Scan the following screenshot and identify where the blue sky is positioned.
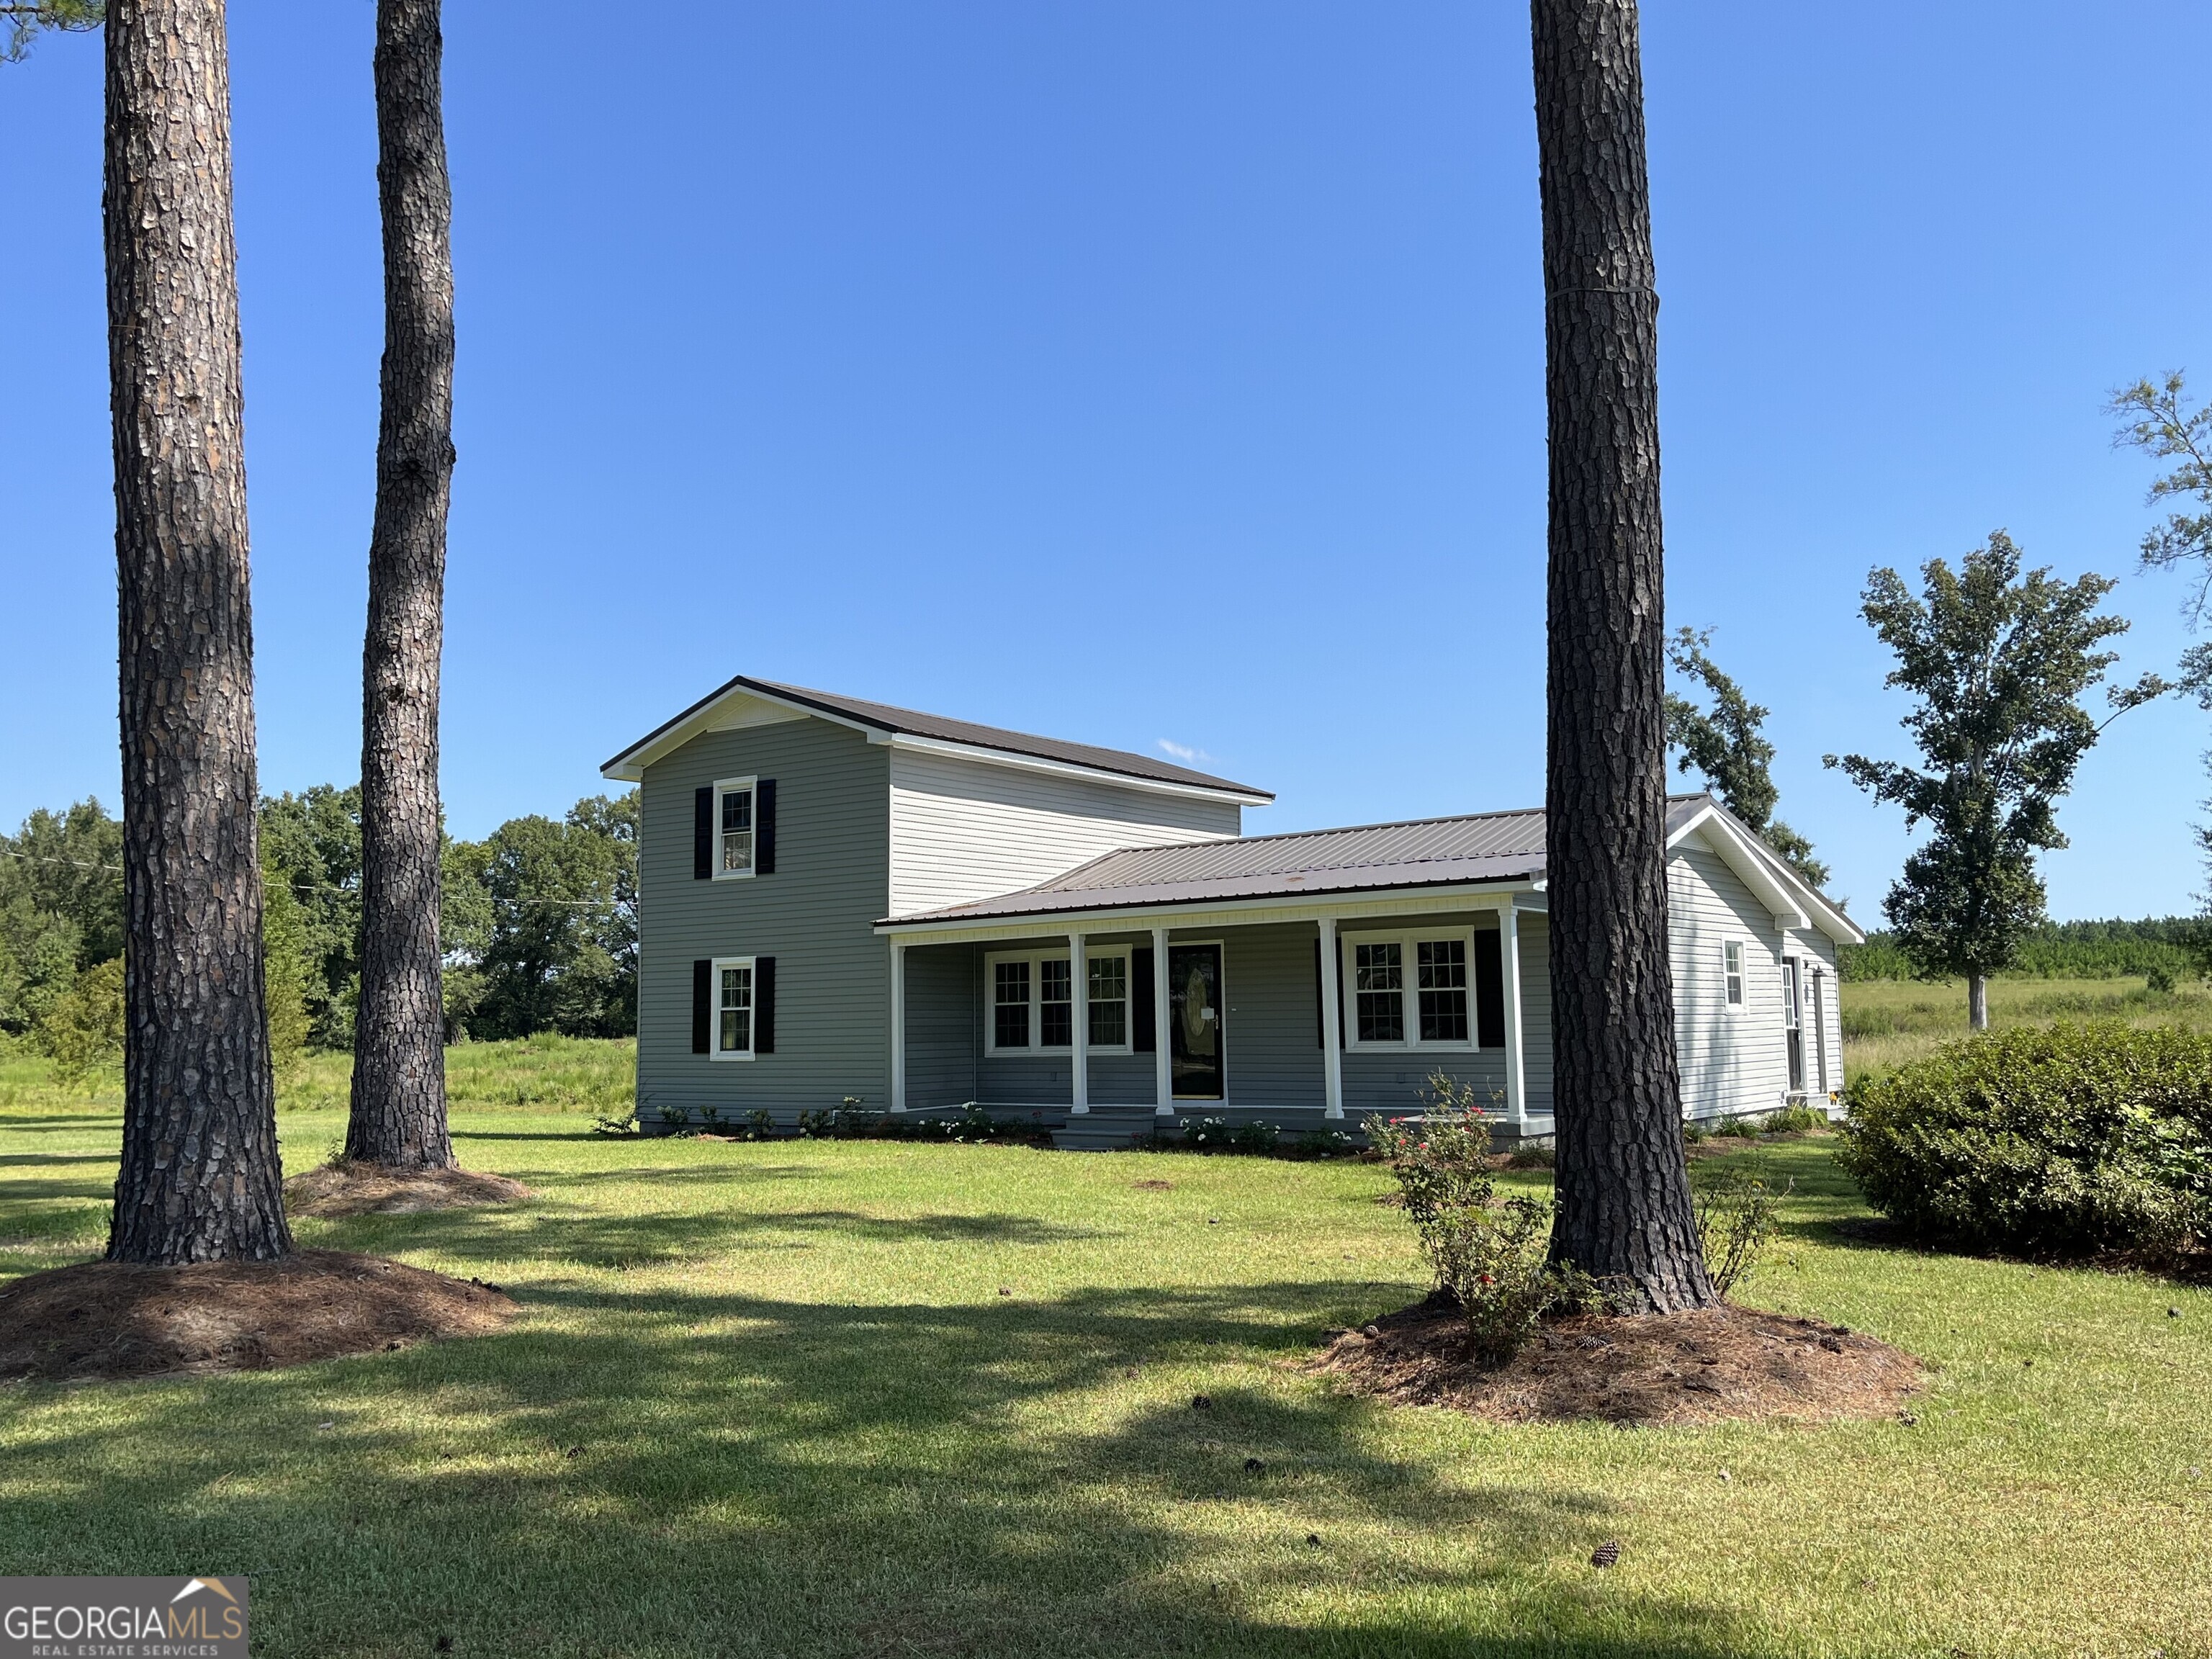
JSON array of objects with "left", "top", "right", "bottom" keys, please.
[{"left": 4, "top": 2, "right": 2208, "bottom": 922}]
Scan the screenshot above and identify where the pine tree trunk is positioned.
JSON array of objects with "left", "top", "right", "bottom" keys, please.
[
  {"left": 1532, "top": 0, "right": 1714, "bottom": 1313},
  {"left": 1966, "top": 974, "right": 1988, "bottom": 1031},
  {"left": 103, "top": 0, "right": 292, "bottom": 1264},
  {"left": 348, "top": 0, "right": 456, "bottom": 1170}
]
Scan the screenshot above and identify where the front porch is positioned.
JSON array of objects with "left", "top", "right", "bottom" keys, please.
[{"left": 879, "top": 889, "right": 1555, "bottom": 1147}]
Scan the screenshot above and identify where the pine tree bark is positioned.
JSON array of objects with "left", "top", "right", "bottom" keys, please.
[
  {"left": 103, "top": 0, "right": 293, "bottom": 1263},
  {"left": 348, "top": 0, "right": 457, "bottom": 1169},
  {"left": 1532, "top": 0, "right": 1714, "bottom": 1313}
]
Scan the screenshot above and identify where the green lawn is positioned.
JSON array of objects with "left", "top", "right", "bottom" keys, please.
[
  {"left": 3, "top": 1043, "right": 2208, "bottom": 1657},
  {"left": 1842, "top": 973, "right": 2212, "bottom": 1084}
]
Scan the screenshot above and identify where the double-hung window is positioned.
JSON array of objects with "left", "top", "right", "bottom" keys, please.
[
  {"left": 1088, "top": 954, "right": 1128, "bottom": 1048},
  {"left": 1722, "top": 940, "right": 1746, "bottom": 1009},
  {"left": 1416, "top": 939, "right": 1469, "bottom": 1042},
  {"left": 714, "top": 956, "right": 755, "bottom": 1058},
  {"left": 994, "top": 961, "right": 1032, "bottom": 1048},
  {"left": 985, "top": 947, "right": 1134, "bottom": 1054},
  {"left": 714, "top": 777, "right": 755, "bottom": 878},
  {"left": 1344, "top": 928, "right": 1486, "bottom": 1050},
  {"left": 1354, "top": 943, "right": 1404, "bottom": 1043}
]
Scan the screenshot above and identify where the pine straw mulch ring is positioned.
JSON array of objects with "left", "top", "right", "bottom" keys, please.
[
  {"left": 0, "top": 1250, "right": 519, "bottom": 1385},
  {"left": 1310, "top": 1297, "right": 1923, "bottom": 1426},
  {"left": 284, "top": 1161, "right": 531, "bottom": 1218}
]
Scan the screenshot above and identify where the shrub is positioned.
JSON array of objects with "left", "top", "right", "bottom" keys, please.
[
  {"left": 590, "top": 1109, "right": 637, "bottom": 1137},
  {"left": 1366, "top": 1080, "right": 1596, "bottom": 1363},
  {"left": 1693, "top": 1157, "right": 1787, "bottom": 1298},
  {"left": 1231, "top": 1119, "right": 1280, "bottom": 1155},
  {"left": 1838, "top": 1021, "right": 2212, "bottom": 1256},
  {"left": 1182, "top": 1115, "right": 1234, "bottom": 1151},
  {"left": 1765, "top": 1104, "right": 1830, "bottom": 1134},
  {"left": 1290, "top": 1128, "right": 1362, "bottom": 1159},
  {"left": 794, "top": 1107, "right": 837, "bottom": 1138},
  {"left": 1717, "top": 1115, "right": 1763, "bottom": 1139},
  {"left": 743, "top": 1109, "right": 776, "bottom": 1140}
]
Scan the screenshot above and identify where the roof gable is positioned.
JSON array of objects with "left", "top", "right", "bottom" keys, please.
[{"left": 601, "top": 674, "right": 1272, "bottom": 803}]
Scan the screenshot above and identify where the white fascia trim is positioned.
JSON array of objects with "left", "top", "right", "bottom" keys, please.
[
  {"left": 1667, "top": 804, "right": 1862, "bottom": 944},
  {"left": 876, "top": 732, "right": 1270, "bottom": 807},
  {"left": 874, "top": 883, "right": 1539, "bottom": 944}
]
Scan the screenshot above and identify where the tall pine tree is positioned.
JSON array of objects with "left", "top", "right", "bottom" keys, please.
[{"left": 1531, "top": 0, "right": 1712, "bottom": 1313}]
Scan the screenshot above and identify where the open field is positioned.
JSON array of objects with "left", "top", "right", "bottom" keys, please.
[
  {"left": 1841, "top": 974, "right": 2212, "bottom": 1082},
  {"left": 4, "top": 1043, "right": 2209, "bottom": 1656}
]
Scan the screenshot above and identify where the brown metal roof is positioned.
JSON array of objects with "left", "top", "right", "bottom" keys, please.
[
  {"left": 603, "top": 674, "right": 1271, "bottom": 799},
  {"left": 881, "top": 795, "right": 1722, "bottom": 925}
]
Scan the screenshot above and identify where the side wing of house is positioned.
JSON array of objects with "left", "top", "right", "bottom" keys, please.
[
  {"left": 1668, "top": 834, "right": 1793, "bottom": 1120},
  {"left": 887, "top": 747, "right": 1241, "bottom": 916},
  {"left": 635, "top": 715, "right": 893, "bottom": 1125}
]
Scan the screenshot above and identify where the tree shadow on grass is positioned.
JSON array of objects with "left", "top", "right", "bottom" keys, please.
[
  {"left": 0, "top": 1276, "right": 1753, "bottom": 1658},
  {"left": 299, "top": 1202, "right": 1115, "bottom": 1267}
]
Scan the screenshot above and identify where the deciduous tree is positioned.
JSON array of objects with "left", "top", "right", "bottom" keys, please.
[
  {"left": 1664, "top": 627, "right": 1829, "bottom": 886},
  {"left": 349, "top": 0, "right": 458, "bottom": 1169},
  {"left": 1531, "top": 0, "right": 1712, "bottom": 1313},
  {"left": 1827, "top": 533, "right": 2162, "bottom": 1028},
  {"left": 102, "top": 0, "right": 291, "bottom": 1262}
]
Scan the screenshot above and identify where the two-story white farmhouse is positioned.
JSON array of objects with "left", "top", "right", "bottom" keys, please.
[{"left": 603, "top": 675, "right": 1861, "bottom": 1146}]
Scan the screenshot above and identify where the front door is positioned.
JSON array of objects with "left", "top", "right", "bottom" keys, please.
[
  {"left": 1168, "top": 943, "right": 1224, "bottom": 1100},
  {"left": 1781, "top": 957, "right": 1804, "bottom": 1092}
]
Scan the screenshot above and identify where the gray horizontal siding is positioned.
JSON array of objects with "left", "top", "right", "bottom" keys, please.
[
  {"left": 1668, "top": 839, "right": 1791, "bottom": 1120},
  {"left": 905, "top": 941, "right": 979, "bottom": 1111},
  {"left": 637, "top": 717, "right": 892, "bottom": 1125},
  {"left": 888, "top": 748, "right": 1240, "bottom": 916}
]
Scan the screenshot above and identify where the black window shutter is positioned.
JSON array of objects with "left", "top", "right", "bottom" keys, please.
[
  {"left": 755, "top": 956, "right": 775, "bottom": 1053},
  {"left": 1475, "top": 928, "right": 1506, "bottom": 1049},
  {"left": 756, "top": 779, "right": 777, "bottom": 873},
  {"left": 693, "top": 786, "right": 714, "bottom": 880},
  {"left": 1132, "top": 947, "right": 1155, "bottom": 1053},
  {"left": 692, "top": 958, "right": 711, "bottom": 1053}
]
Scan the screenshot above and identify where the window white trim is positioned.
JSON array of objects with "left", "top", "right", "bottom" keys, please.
[
  {"left": 711, "top": 954, "right": 757, "bottom": 1060},
  {"left": 1339, "top": 926, "right": 1480, "bottom": 1051},
  {"left": 712, "top": 775, "right": 757, "bottom": 881},
  {"left": 1721, "top": 938, "right": 1747, "bottom": 1011},
  {"left": 984, "top": 945, "right": 1134, "bottom": 1056}
]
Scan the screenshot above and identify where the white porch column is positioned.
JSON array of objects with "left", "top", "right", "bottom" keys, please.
[
  {"left": 1499, "top": 905, "right": 1528, "bottom": 1131},
  {"left": 1318, "top": 915, "right": 1344, "bottom": 1119},
  {"left": 1069, "top": 931, "right": 1089, "bottom": 1115},
  {"left": 1151, "top": 925, "right": 1173, "bottom": 1114},
  {"left": 889, "top": 940, "right": 908, "bottom": 1112}
]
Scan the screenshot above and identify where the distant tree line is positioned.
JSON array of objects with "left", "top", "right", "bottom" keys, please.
[
  {"left": 1841, "top": 917, "right": 2203, "bottom": 984},
  {"left": 0, "top": 786, "right": 637, "bottom": 1067}
]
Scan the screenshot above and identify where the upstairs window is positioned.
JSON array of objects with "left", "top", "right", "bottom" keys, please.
[
  {"left": 715, "top": 777, "right": 755, "bottom": 878},
  {"left": 1354, "top": 943, "right": 1404, "bottom": 1043},
  {"left": 1723, "top": 940, "right": 1746, "bottom": 1008}
]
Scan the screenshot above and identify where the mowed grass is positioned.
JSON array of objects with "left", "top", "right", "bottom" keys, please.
[
  {"left": 3, "top": 1044, "right": 2210, "bottom": 1657},
  {"left": 1842, "top": 974, "right": 2212, "bottom": 1082}
]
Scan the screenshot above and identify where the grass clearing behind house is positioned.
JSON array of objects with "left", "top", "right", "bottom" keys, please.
[
  {"left": 1841, "top": 974, "right": 2212, "bottom": 1083},
  {"left": 3, "top": 1042, "right": 2210, "bottom": 1655}
]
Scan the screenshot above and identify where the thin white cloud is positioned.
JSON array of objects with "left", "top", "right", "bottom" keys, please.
[{"left": 1158, "top": 738, "right": 1212, "bottom": 763}]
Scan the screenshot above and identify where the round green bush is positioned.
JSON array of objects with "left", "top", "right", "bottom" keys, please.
[{"left": 1838, "top": 1022, "right": 2212, "bottom": 1256}]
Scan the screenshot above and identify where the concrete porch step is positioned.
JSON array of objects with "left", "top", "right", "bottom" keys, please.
[{"left": 1051, "top": 1106, "right": 1167, "bottom": 1152}]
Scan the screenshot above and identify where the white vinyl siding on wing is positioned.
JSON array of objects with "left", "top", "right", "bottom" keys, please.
[
  {"left": 1668, "top": 836, "right": 1792, "bottom": 1121},
  {"left": 887, "top": 747, "right": 1240, "bottom": 917}
]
